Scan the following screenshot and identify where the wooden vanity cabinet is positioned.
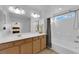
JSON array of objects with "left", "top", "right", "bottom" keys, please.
[
  {"left": 0, "top": 35, "right": 46, "bottom": 54},
  {"left": 33, "top": 37, "right": 40, "bottom": 53},
  {"left": 20, "top": 38, "right": 33, "bottom": 54}
]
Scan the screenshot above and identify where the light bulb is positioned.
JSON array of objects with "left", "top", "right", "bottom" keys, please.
[
  {"left": 14, "top": 8, "right": 21, "bottom": 14},
  {"left": 8, "top": 6, "right": 15, "bottom": 13},
  {"left": 21, "top": 10, "right": 25, "bottom": 14},
  {"left": 31, "top": 13, "right": 40, "bottom": 18},
  {"left": 58, "top": 8, "right": 62, "bottom": 10}
]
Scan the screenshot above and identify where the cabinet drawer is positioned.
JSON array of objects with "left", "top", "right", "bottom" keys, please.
[
  {"left": 39, "top": 36, "right": 43, "bottom": 39},
  {"left": 0, "top": 42, "right": 13, "bottom": 50},
  {"left": 24, "top": 38, "right": 32, "bottom": 43},
  {"left": 13, "top": 40, "right": 24, "bottom": 46},
  {"left": 43, "top": 35, "right": 46, "bottom": 39},
  {"left": 39, "top": 35, "right": 46, "bottom": 38},
  {"left": 33, "top": 37, "right": 38, "bottom": 41}
]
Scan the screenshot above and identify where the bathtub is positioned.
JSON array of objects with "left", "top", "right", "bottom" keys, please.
[
  {"left": 51, "top": 30, "right": 79, "bottom": 54},
  {"left": 51, "top": 38, "right": 79, "bottom": 54}
]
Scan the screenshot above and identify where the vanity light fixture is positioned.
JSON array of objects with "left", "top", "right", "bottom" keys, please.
[
  {"left": 8, "top": 6, "right": 25, "bottom": 15},
  {"left": 8, "top": 6, "right": 15, "bottom": 13},
  {"left": 54, "top": 8, "right": 63, "bottom": 14},
  {"left": 58, "top": 8, "right": 62, "bottom": 10}
]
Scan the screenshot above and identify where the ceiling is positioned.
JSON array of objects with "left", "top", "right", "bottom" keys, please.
[{"left": 0, "top": 5, "right": 79, "bottom": 19}]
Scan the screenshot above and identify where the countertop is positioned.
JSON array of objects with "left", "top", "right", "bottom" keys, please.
[{"left": 0, "top": 32, "right": 46, "bottom": 44}]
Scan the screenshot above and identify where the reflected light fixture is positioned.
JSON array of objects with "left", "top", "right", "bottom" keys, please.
[{"left": 31, "top": 12, "right": 40, "bottom": 18}]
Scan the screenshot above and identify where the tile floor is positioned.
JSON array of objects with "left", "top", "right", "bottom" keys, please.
[{"left": 38, "top": 48, "right": 57, "bottom": 54}]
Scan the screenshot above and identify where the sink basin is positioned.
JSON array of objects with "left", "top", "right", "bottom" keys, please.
[{"left": 17, "top": 34, "right": 22, "bottom": 37}]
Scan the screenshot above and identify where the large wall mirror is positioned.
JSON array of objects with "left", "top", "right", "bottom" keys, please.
[{"left": 0, "top": 9, "right": 6, "bottom": 32}]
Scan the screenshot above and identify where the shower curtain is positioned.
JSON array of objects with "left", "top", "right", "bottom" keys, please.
[{"left": 46, "top": 18, "right": 52, "bottom": 48}]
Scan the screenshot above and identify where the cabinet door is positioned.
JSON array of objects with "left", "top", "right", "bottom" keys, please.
[
  {"left": 0, "top": 42, "right": 13, "bottom": 50},
  {"left": 0, "top": 46, "right": 19, "bottom": 54},
  {"left": 33, "top": 37, "right": 40, "bottom": 53},
  {"left": 20, "top": 39, "right": 32, "bottom": 54},
  {"left": 40, "top": 35, "right": 46, "bottom": 50}
]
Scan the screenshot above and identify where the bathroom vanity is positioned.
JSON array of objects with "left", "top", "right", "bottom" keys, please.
[{"left": 0, "top": 33, "right": 46, "bottom": 54}]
